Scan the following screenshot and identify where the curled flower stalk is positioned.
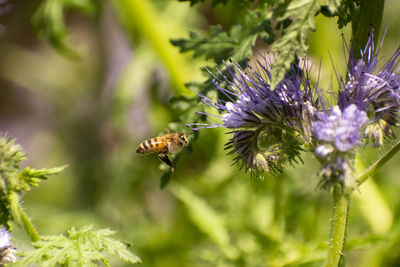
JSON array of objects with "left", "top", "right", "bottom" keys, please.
[{"left": 190, "top": 58, "right": 319, "bottom": 174}]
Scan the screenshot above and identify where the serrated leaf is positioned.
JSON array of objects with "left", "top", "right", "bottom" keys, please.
[
  {"left": 172, "top": 25, "right": 234, "bottom": 61},
  {"left": 19, "top": 165, "right": 67, "bottom": 189},
  {"left": 320, "top": 0, "right": 341, "bottom": 14},
  {"left": 269, "top": 0, "right": 318, "bottom": 89},
  {"left": 171, "top": 9, "right": 271, "bottom": 64},
  {"left": 319, "top": 0, "right": 358, "bottom": 28},
  {"left": 15, "top": 226, "right": 141, "bottom": 266},
  {"left": 0, "top": 134, "right": 67, "bottom": 231}
]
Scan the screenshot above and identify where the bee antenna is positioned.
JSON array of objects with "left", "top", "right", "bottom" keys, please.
[{"left": 185, "top": 125, "right": 197, "bottom": 136}]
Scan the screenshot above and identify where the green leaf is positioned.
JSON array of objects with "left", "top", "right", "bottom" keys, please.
[
  {"left": 170, "top": 183, "right": 239, "bottom": 260},
  {"left": 0, "top": 134, "right": 66, "bottom": 236},
  {"left": 171, "top": 9, "right": 271, "bottom": 63},
  {"left": 19, "top": 165, "right": 67, "bottom": 189},
  {"left": 0, "top": 133, "right": 26, "bottom": 173},
  {"left": 270, "top": 0, "right": 319, "bottom": 88},
  {"left": 319, "top": 0, "right": 341, "bottom": 15},
  {"left": 15, "top": 226, "right": 141, "bottom": 266},
  {"left": 319, "top": 0, "right": 359, "bottom": 29},
  {"left": 31, "top": 0, "right": 97, "bottom": 58}
]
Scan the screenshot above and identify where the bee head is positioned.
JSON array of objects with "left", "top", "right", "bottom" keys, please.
[{"left": 178, "top": 132, "right": 189, "bottom": 146}]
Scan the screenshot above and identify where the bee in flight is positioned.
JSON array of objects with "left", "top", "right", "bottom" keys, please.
[{"left": 136, "top": 131, "right": 189, "bottom": 172}]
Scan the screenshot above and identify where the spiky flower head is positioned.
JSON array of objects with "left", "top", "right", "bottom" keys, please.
[
  {"left": 191, "top": 58, "right": 319, "bottom": 174},
  {"left": 338, "top": 31, "right": 400, "bottom": 146}
]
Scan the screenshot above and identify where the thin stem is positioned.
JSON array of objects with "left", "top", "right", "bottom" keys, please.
[
  {"left": 19, "top": 206, "right": 41, "bottom": 242},
  {"left": 324, "top": 186, "right": 350, "bottom": 267},
  {"left": 356, "top": 139, "right": 400, "bottom": 188}
]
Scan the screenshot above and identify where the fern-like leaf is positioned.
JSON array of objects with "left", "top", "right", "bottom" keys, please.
[
  {"left": 18, "top": 166, "right": 67, "bottom": 192},
  {"left": 0, "top": 134, "right": 66, "bottom": 230},
  {"left": 171, "top": 9, "right": 271, "bottom": 63},
  {"left": 319, "top": 0, "right": 358, "bottom": 29},
  {"left": 15, "top": 226, "right": 141, "bottom": 266},
  {"left": 270, "top": 0, "right": 319, "bottom": 88}
]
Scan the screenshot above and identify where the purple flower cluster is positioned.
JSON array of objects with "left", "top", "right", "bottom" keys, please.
[
  {"left": 338, "top": 35, "right": 400, "bottom": 145},
  {"left": 313, "top": 104, "right": 368, "bottom": 156},
  {"left": 190, "top": 31, "right": 400, "bottom": 185}
]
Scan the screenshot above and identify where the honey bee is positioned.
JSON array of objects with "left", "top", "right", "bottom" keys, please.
[{"left": 136, "top": 131, "right": 189, "bottom": 172}]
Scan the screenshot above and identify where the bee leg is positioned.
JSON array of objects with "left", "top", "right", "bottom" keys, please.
[{"left": 158, "top": 152, "right": 174, "bottom": 172}]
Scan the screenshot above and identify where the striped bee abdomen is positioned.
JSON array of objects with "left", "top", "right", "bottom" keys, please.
[{"left": 136, "top": 137, "right": 167, "bottom": 154}]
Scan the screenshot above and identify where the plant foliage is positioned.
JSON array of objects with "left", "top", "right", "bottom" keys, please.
[
  {"left": 269, "top": 0, "right": 319, "bottom": 87},
  {"left": 171, "top": 8, "right": 272, "bottom": 95},
  {"left": 31, "top": 0, "right": 97, "bottom": 57},
  {"left": 177, "top": 0, "right": 268, "bottom": 7},
  {"left": 14, "top": 226, "right": 141, "bottom": 267},
  {"left": 5, "top": 0, "right": 399, "bottom": 266},
  {"left": 0, "top": 134, "right": 66, "bottom": 230}
]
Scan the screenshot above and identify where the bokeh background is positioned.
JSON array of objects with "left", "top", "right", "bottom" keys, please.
[{"left": 1, "top": 1, "right": 400, "bottom": 266}]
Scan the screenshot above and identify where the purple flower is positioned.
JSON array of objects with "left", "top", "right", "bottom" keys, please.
[
  {"left": 338, "top": 31, "right": 400, "bottom": 145},
  {"left": 312, "top": 104, "right": 368, "bottom": 155},
  {"left": 186, "top": 28, "right": 400, "bottom": 189},
  {"left": 190, "top": 58, "right": 318, "bottom": 172}
]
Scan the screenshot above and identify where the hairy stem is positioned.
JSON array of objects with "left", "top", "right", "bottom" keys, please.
[
  {"left": 9, "top": 192, "right": 40, "bottom": 242},
  {"left": 19, "top": 207, "right": 41, "bottom": 242},
  {"left": 324, "top": 186, "right": 350, "bottom": 267}
]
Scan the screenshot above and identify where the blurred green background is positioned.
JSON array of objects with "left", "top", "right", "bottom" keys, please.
[{"left": 1, "top": 0, "right": 400, "bottom": 266}]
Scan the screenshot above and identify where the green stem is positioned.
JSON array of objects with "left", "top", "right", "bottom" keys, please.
[
  {"left": 19, "top": 206, "right": 41, "bottom": 242},
  {"left": 352, "top": 0, "right": 385, "bottom": 60},
  {"left": 356, "top": 139, "right": 400, "bottom": 188},
  {"left": 9, "top": 192, "right": 40, "bottom": 242},
  {"left": 324, "top": 186, "right": 350, "bottom": 267},
  {"left": 111, "top": 0, "right": 193, "bottom": 97}
]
